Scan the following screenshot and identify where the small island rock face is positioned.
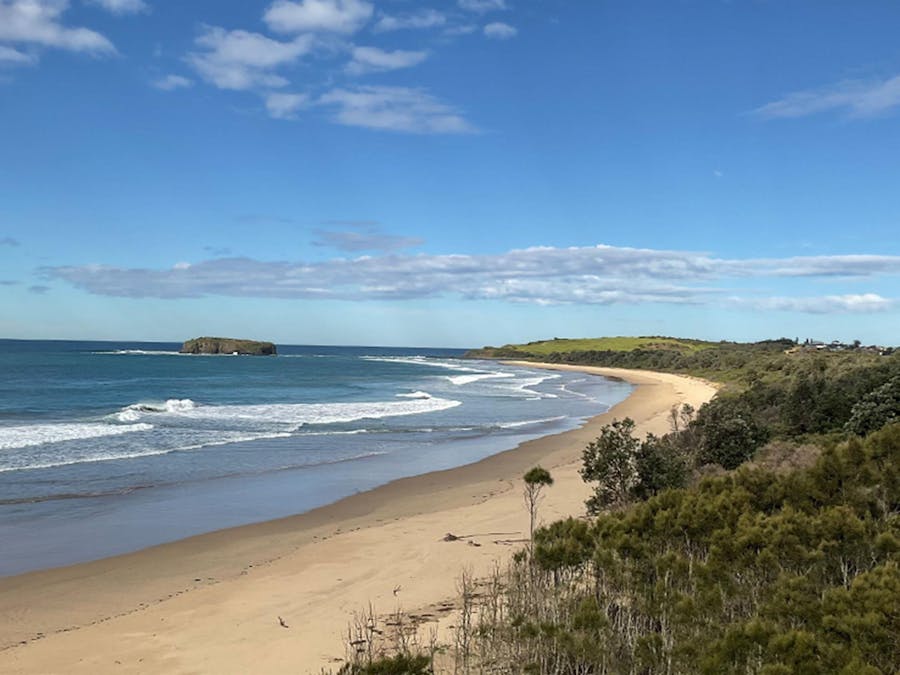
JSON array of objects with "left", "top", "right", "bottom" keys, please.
[{"left": 180, "top": 337, "right": 277, "bottom": 356}]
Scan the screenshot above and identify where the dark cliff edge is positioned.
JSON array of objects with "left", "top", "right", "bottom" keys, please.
[{"left": 180, "top": 337, "right": 277, "bottom": 356}]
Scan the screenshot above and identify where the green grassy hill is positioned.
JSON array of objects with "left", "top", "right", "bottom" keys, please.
[
  {"left": 466, "top": 335, "right": 719, "bottom": 358},
  {"left": 464, "top": 336, "right": 897, "bottom": 388},
  {"left": 514, "top": 335, "right": 717, "bottom": 355}
]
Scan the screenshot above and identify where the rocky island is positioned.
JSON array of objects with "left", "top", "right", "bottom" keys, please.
[{"left": 180, "top": 337, "right": 277, "bottom": 356}]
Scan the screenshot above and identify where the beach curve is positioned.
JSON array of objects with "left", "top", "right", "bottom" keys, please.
[{"left": 0, "top": 365, "right": 718, "bottom": 674}]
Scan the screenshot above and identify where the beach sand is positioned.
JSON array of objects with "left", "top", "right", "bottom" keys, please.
[{"left": 0, "top": 365, "right": 717, "bottom": 674}]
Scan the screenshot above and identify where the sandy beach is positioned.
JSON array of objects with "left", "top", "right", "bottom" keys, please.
[{"left": 0, "top": 364, "right": 717, "bottom": 674}]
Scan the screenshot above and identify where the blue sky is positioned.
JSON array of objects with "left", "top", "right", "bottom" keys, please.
[{"left": 1, "top": 0, "right": 899, "bottom": 347}]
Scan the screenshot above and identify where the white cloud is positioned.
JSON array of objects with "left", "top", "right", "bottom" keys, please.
[
  {"left": 732, "top": 294, "right": 895, "bottom": 314},
  {"left": 163, "top": 1, "right": 473, "bottom": 133},
  {"left": 85, "top": 0, "right": 147, "bottom": 15},
  {"left": 186, "top": 26, "right": 313, "bottom": 91},
  {"left": 724, "top": 254, "right": 900, "bottom": 278},
  {"left": 42, "top": 244, "right": 900, "bottom": 312},
  {"left": 0, "top": 0, "right": 115, "bottom": 54},
  {"left": 346, "top": 46, "right": 427, "bottom": 76},
  {"left": 754, "top": 74, "right": 900, "bottom": 120},
  {"left": 265, "top": 91, "right": 308, "bottom": 119},
  {"left": 483, "top": 22, "right": 516, "bottom": 39},
  {"left": 373, "top": 9, "right": 445, "bottom": 33},
  {"left": 458, "top": 0, "right": 506, "bottom": 13},
  {"left": 319, "top": 85, "right": 474, "bottom": 133},
  {"left": 0, "top": 44, "right": 35, "bottom": 64},
  {"left": 152, "top": 73, "right": 192, "bottom": 90},
  {"left": 264, "top": 0, "right": 373, "bottom": 34}
]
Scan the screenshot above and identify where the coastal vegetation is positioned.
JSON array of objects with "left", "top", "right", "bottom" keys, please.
[
  {"left": 523, "top": 466, "right": 554, "bottom": 542},
  {"left": 341, "top": 337, "right": 900, "bottom": 673},
  {"left": 467, "top": 336, "right": 717, "bottom": 358},
  {"left": 466, "top": 336, "right": 893, "bottom": 384},
  {"left": 476, "top": 424, "right": 900, "bottom": 674}
]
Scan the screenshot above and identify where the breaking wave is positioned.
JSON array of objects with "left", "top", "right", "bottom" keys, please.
[
  {"left": 112, "top": 395, "right": 461, "bottom": 430},
  {"left": 0, "top": 422, "right": 154, "bottom": 451}
]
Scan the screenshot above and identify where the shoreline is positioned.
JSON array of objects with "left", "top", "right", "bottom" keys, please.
[{"left": 0, "top": 365, "right": 718, "bottom": 674}]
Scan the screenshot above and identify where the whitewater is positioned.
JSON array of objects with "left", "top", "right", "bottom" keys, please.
[{"left": 0, "top": 340, "right": 632, "bottom": 575}]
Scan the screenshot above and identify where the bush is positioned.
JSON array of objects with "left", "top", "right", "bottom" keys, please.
[
  {"left": 337, "top": 654, "right": 432, "bottom": 675},
  {"left": 692, "top": 397, "right": 769, "bottom": 469},
  {"left": 581, "top": 418, "right": 639, "bottom": 513},
  {"left": 845, "top": 376, "right": 900, "bottom": 436},
  {"left": 632, "top": 432, "right": 689, "bottom": 499}
]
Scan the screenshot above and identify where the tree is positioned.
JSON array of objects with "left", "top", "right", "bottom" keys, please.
[
  {"left": 581, "top": 418, "right": 639, "bottom": 514},
  {"left": 845, "top": 376, "right": 900, "bottom": 436},
  {"left": 632, "top": 433, "right": 689, "bottom": 500},
  {"left": 692, "top": 397, "right": 768, "bottom": 470},
  {"left": 523, "top": 466, "right": 554, "bottom": 542}
]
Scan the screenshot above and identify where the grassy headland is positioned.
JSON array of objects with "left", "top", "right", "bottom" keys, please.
[
  {"left": 469, "top": 336, "right": 900, "bottom": 443},
  {"left": 469, "top": 335, "right": 718, "bottom": 358}
]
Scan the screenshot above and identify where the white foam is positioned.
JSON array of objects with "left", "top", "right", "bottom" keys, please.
[
  {"left": 116, "top": 399, "right": 196, "bottom": 422},
  {"left": 497, "top": 416, "right": 567, "bottom": 429},
  {"left": 446, "top": 372, "right": 516, "bottom": 386},
  {"left": 298, "top": 428, "right": 373, "bottom": 436},
  {"left": 0, "top": 430, "right": 294, "bottom": 473},
  {"left": 361, "top": 355, "right": 481, "bottom": 372},
  {"left": 507, "top": 374, "right": 561, "bottom": 398},
  {"left": 0, "top": 423, "right": 154, "bottom": 451},
  {"left": 559, "top": 383, "right": 591, "bottom": 399},
  {"left": 164, "top": 398, "right": 196, "bottom": 412},
  {"left": 0, "top": 446, "right": 172, "bottom": 473},
  {"left": 361, "top": 355, "right": 520, "bottom": 387},
  {"left": 169, "top": 431, "right": 293, "bottom": 453},
  {"left": 95, "top": 350, "right": 181, "bottom": 356},
  {"left": 114, "top": 395, "right": 461, "bottom": 429},
  {"left": 396, "top": 391, "right": 433, "bottom": 399}
]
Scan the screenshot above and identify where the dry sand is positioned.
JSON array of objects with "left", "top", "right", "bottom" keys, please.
[{"left": 0, "top": 364, "right": 717, "bottom": 674}]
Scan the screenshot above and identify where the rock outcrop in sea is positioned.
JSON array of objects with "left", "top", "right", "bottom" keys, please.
[{"left": 180, "top": 337, "right": 277, "bottom": 356}]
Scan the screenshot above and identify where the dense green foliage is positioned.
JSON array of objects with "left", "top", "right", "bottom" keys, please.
[
  {"left": 581, "top": 418, "right": 642, "bottom": 512},
  {"left": 523, "top": 466, "right": 554, "bottom": 487},
  {"left": 509, "top": 424, "right": 900, "bottom": 674},
  {"left": 631, "top": 432, "right": 690, "bottom": 500},
  {"left": 692, "top": 397, "right": 770, "bottom": 469},
  {"left": 846, "top": 375, "right": 900, "bottom": 436}
]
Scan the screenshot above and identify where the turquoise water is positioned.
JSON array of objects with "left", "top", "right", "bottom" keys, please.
[{"left": 0, "top": 339, "right": 631, "bottom": 576}]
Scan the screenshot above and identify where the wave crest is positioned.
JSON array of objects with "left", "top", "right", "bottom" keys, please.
[{"left": 116, "top": 399, "right": 196, "bottom": 422}]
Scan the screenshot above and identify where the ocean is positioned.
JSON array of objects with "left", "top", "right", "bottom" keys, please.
[{"left": 0, "top": 339, "right": 632, "bottom": 577}]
